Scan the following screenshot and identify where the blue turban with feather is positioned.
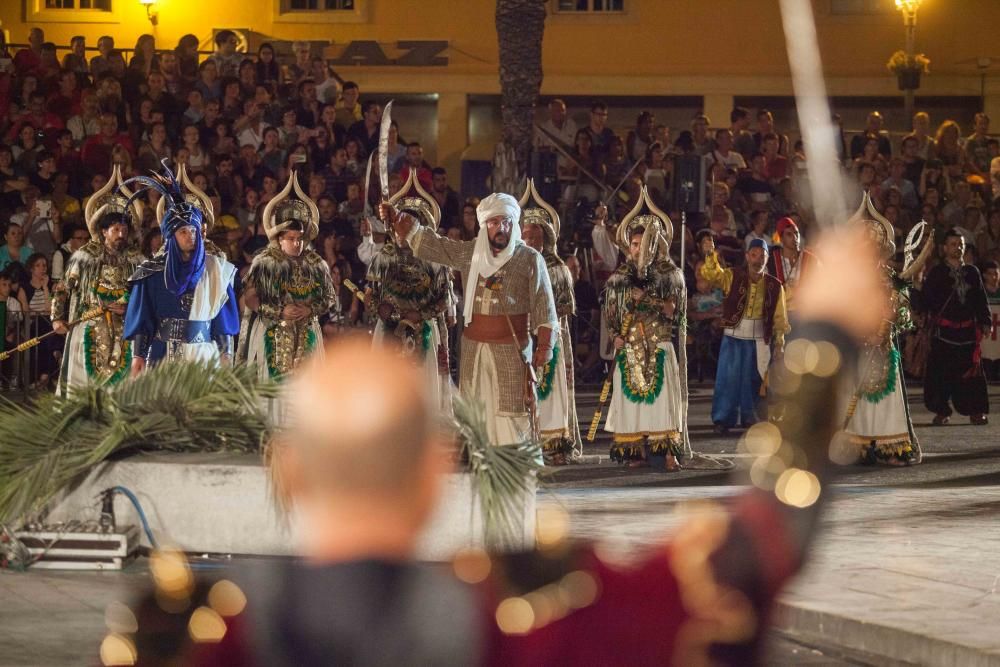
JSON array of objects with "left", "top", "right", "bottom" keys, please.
[{"left": 120, "top": 160, "right": 206, "bottom": 296}]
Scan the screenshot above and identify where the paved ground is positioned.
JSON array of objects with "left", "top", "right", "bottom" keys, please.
[
  {"left": 534, "top": 381, "right": 1000, "bottom": 666},
  {"left": 0, "top": 380, "right": 997, "bottom": 665}
]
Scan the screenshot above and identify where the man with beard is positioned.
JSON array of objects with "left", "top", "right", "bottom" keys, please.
[
  {"left": 602, "top": 187, "right": 687, "bottom": 470},
  {"left": 519, "top": 179, "right": 578, "bottom": 464},
  {"left": 51, "top": 167, "right": 145, "bottom": 392},
  {"left": 921, "top": 228, "right": 993, "bottom": 425},
  {"left": 123, "top": 165, "right": 240, "bottom": 371},
  {"left": 382, "top": 192, "right": 557, "bottom": 448},
  {"left": 240, "top": 172, "right": 334, "bottom": 382},
  {"left": 701, "top": 237, "right": 789, "bottom": 434}
]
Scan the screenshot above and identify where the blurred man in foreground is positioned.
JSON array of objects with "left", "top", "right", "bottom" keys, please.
[{"left": 120, "top": 228, "right": 887, "bottom": 666}]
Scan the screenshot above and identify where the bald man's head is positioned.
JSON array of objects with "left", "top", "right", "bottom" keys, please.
[{"left": 280, "top": 336, "right": 438, "bottom": 499}]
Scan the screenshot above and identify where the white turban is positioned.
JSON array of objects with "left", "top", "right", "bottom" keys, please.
[
  {"left": 476, "top": 192, "right": 521, "bottom": 226},
  {"left": 463, "top": 193, "right": 523, "bottom": 325}
]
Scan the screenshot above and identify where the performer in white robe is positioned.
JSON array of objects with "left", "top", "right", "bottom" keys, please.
[
  {"left": 602, "top": 187, "right": 687, "bottom": 471},
  {"left": 52, "top": 165, "right": 145, "bottom": 394},
  {"left": 382, "top": 193, "right": 558, "bottom": 448},
  {"left": 519, "top": 179, "right": 578, "bottom": 464},
  {"left": 840, "top": 194, "right": 931, "bottom": 465},
  {"left": 367, "top": 170, "right": 453, "bottom": 413}
]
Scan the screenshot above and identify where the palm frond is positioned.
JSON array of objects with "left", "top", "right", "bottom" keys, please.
[
  {"left": 0, "top": 362, "right": 278, "bottom": 524},
  {"left": 451, "top": 394, "right": 541, "bottom": 549}
]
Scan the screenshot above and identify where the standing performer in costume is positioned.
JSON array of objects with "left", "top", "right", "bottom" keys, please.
[
  {"left": 122, "top": 165, "right": 240, "bottom": 372},
  {"left": 52, "top": 165, "right": 146, "bottom": 393},
  {"left": 367, "top": 170, "right": 453, "bottom": 412},
  {"left": 766, "top": 216, "right": 817, "bottom": 308},
  {"left": 382, "top": 193, "right": 558, "bottom": 448},
  {"left": 519, "top": 179, "right": 578, "bottom": 464},
  {"left": 602, "top": 186, "right": 687, "bottom": 470},
  {"left": 700, "top": 237, "right": 789, "bottom": 434},
  {"left": 841, "top": 194, "right": 933, "bottom": 465},
  {"left": 922, "top": 227, "right": 993, "bottom": 425},
  {"left": 240, "top": 171, "right": 335, "bottom": 381}
]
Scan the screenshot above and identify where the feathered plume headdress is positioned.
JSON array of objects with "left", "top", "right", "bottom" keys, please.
[{"left": 119, "top": 159, "right": 206, "bottom": 296}]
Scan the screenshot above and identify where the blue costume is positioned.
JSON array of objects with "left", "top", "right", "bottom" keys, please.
[
  {"left": 121, "top": 165, "right": 240, "bottom": 366},
  {"left": 699, "top": 239, "right": 789, "bottom": 431}
]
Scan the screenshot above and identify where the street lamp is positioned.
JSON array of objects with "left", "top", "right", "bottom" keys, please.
[
  {"left": 139, "top": 0, "right": 159, "bottom": 27},
  {"left": 895, "top": 0, "right": 924, "bottom": 123}
]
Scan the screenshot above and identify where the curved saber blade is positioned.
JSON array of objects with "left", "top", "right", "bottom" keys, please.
[
  {"left": 363, "top": 151, "right": 374, "bottom": 217},
  {"left": 903, "top": 219, "right": 928, "bottom": 272},
  {"left": 378, "top": 100, "right": 394, "bottom": 201}
]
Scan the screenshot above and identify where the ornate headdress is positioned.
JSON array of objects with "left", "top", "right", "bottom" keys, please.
[
  {"left": 84, "top": 163, "right": 143, "bottom": 241},
  {"left": 155, "top": 163, "right": 216, "bottom": 237},
  {"left": 388, "top": 169, "right": 440, "bottom": 229},
  {"left": 120, "top": 160, "right": 207, "bottom": 296},
  {"left": 517, "top": 178, "right": 560, "bottom": 254},
  {"left": 260, "top": 170, "right": 319, "bottom": 243},
  {"left": 617, "top": 185, "right": 674, "bottom": 273},
  {"left": 848, "top": 191, "right": 895, "bottom": 259}
]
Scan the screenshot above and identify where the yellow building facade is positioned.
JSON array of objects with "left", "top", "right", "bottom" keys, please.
[{"left": 4, "top": 0, "right": 998, "bottom": 183}]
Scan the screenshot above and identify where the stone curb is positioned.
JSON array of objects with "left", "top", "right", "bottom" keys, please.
[{"left": 776, "top": 601, "right": 1000, "bottom": 667}]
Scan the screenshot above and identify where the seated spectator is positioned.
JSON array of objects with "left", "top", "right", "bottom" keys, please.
[
  {"left": 625, "top": 111, "right": 655, "bottom": 163},
  {"left": 27, "top": 150, "right": 56, "bottom": 196},
  {"left": 0, "top": 223, "right": 32, "bottom": 271},
  {"left": 0, "top": 144, "right": 27, "bottom": 198},
  {"left": 744, "top": 209, "right": 770, "bottom": 249},
  {"left": 882, "top": 157, "right": 919, "bottom": 212},
  {"left": 47, "top": 70, "right": 81, "bottom": 123},
  {"left": 286, "top": 41, "right": 312, "bottom": 84},
  {"left": 853, "top": 136, "right": 887, "bottom": 180},
  {"left": 584, "top": 100, "right": 616, "bottom": 159},
  {"left": 49, "top": 173, "right": 81, "bottom": 229},
  {"left": 208, "top": 30, "right": 243, "bottom": 78},
  {"left": 308, "top": 126, "right": 335, "bottom": 169},
  {"left": 348, "top": 101, "right": 382, "bottom": 156},
  {"left": 195, "top": 60, "right": 222, "bottom": 102},
  {"left": 458, "top": 199, "right": 480, "bottom": 241},
  {"left": 965, "top": 112, "right": 992, "bottom": 175},
  {"left": 256, "top": 43, "right": 282, "bottom": 87},
  {"left": 309, "top": 56, "right": 338, "bottom": 104},
  {"left": 80, "top": 113, "right": 134, "bottom": 177},
  {"left": 235, "top": 187, "right": 262, "bottom": 235},
  {"left": 236, "top": 100, "right": 267, "bottom": 150},
  {"left": 338, "top": 180, "right": 366, "bottom": 238},
  {"left": 900, "top": 135, "right": 925, "bottom": 187},
  {"left": 138, "top": 122, "right": 172, "bottom": 173},
  {"left": 219, "top": 77, "right": 244, "bottom": 121},
  {"left": 284, "top": 145, "right": 312, "bottom": 182},
  {"left": 259, "top": 127, "right": 285, "bottom": 175},
  {"left": 643, "top": 142, "right": 669, "bottom": 206},
  {"left": 430, "top": 167, "right": 461, "bottom": 230},
  {"left": 278, "top": 106, "right": 307, "bottom": 151},
  {"left": 849, "top": 111, "right": 892, "bottom": 160},
  {"left": 752, "top": 108, "right": 791, "bottom": 157},
  {"left": 89, "top": 35, "right": 112, "bottom": 78},
  {"left": 734, "top": 153, "right": 776, "bottom": 216},
  {"left": 296, "top": 78, "right": 321, "bottom": 129},
  {"left": 931, "top": 120, "right": 969, "bottom": 181},
  {"left": 604, "top": 136, "right": 630, "bottom": 188},
  {"left": 761, "top": 132, "right": 788, "bottom": 184},
  {"left": 11, "top": 186, "right": 60, "bottom": 257},
  {"left": 158, "top": 50, "right": 185, "bottom": 97},
  {"left": 344, "top": 137, "right": 364, "bottom": 178},
  {"left": 13, "top": 28, "right": 43, "bottom": 77},
  {"left": 238, "top": 58, "right": 258, "bottom": 99},
  {"left": 67, "top": 89, "right": 101, "bottom": 146},
  {"left": 707, "top": 129, "right": 747, "bottom": 172},
  {"left": 691, "top": 113, "right": 714, "bottom": 156},
  {"left": 51, "top": 222, "right": 88, "bottom": 281},
  {"left": 399, "top": 142, "right": 433, "bottom": 192},
  {"left": 336, "top": 81, "right": 363, "bottom": 129},
  {"left": 977, "top": 209, "right": 1000, "bottom": 263}
]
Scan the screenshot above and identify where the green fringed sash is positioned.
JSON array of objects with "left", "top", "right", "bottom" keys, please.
[
  {"left": 421, "top": 320, "right": 432, "bottom": 355},
  {"left": 536, "top": 343, "right": 560, "bottom": 401},
  {"left": 82, "top": 322, "right": 131, "bottom": 386},
  {"left": 861, "top": 346, "right": 900, "bottom": 404},
  {"left": 616, "top": 347, "right": 666, "bottom": 404},
  {"left": 264, "top": 325, "right": 318, "bottom": 380}
]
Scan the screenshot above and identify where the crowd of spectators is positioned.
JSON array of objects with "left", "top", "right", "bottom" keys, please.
[
  {"left": 0, "top": 28, "right": 472, "bottom": 388},
  {"left": 532, "top": 98, "right": 1000, "bottom": 379},
  {"left": 1, "top": 27, "right": 997, "bottom": 389}
]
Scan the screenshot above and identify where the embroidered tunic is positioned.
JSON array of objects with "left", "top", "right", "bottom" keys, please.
[{"left": 52, "top": 241, "right": 145, "bottom": 391}]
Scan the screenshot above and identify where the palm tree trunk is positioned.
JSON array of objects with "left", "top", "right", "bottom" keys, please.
[{"left": 496, "top": 0, "right": 547, "bottom": 179}]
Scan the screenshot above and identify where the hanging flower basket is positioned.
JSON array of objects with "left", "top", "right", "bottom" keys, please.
[
  {"left": 897, "top": 68, "right": 922, "bottom": 91},
  {"left": 887, "top": 51, "right": 930, "bottom": 91}
]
